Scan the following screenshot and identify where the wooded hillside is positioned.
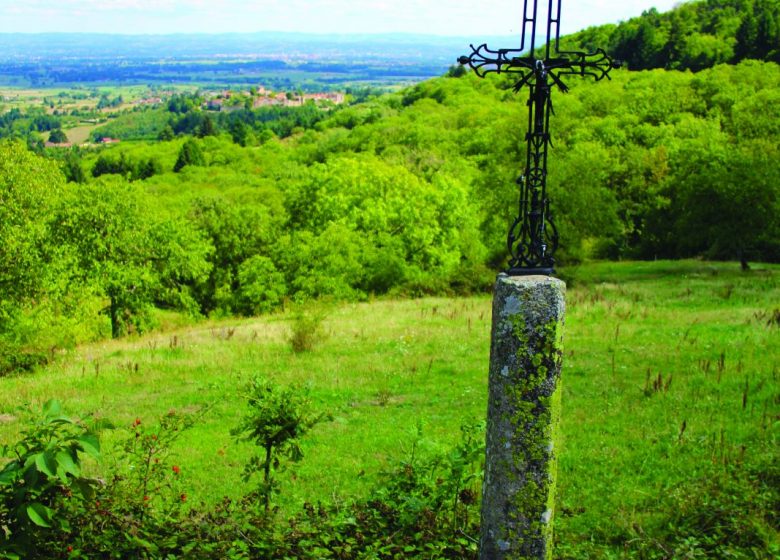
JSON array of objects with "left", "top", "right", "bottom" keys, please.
[
  {"left": 564, "top": 0, "right": 779, "bottom": 70},
  {"left": 0, "top": 0, "right": 778, "bottom": 373}
]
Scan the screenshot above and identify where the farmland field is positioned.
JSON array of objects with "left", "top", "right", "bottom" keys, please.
[{"left": 59, "top": 123, "right": 103, "bottom": 144}]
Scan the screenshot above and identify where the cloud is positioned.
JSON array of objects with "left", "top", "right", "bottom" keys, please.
[{"left": 0, "top": 0, "right": 686, "bottom": 36}]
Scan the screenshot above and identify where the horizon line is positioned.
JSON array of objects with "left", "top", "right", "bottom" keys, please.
[{"left": 0, "top": 29, "right": 600, "bottom": 39}]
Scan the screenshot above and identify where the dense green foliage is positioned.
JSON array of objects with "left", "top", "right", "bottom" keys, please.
[
  {"left": 0, "top": 400, "right": 100, "bottom": 557},
  {"left": 46, "top": 128, "right": 67, "bottom": 144},
  {"left": 0, "top": 145, "right": 65, "bottom": 372},
  {"left": 91, "top": 108, "right": 169, "bottom": 142},
  {"left": 1, "top": 55, "right": 779, "bottom": 371},
  {"left": 86, "top": 97, "right": 328, "bottom": 143},
  {"left": 563, "top": 0, "right": 780, "bottom": 70},
  {"left": 0, "top": 108, "right": 60, "bottom": 150}
]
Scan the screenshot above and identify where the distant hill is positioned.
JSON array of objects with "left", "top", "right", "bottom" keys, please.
[
  {"left": 561, "top": 0, "right": 779, "bottom": 71},
  {"left": 0, "top": 32, "right": 504, "bottom": 62},
  {"left": 0, "top": 32, "right": 513, "bottom": 89}
]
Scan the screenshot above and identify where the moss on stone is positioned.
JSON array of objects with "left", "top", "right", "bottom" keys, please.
[{"left": 481, "top": 275, "right": 565, "bottom": 560}]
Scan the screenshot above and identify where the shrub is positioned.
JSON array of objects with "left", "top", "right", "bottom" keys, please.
[
  {"left": 0, "top": 400, "right": 100, "bottom": 557},
  {"left": 173, "top": 138, "right": 205, "bottom": 172},
  {"left": 231, "top": 378, "right": 325, "bottom": 512},
  {"left": 235, "top": 420, "right": 484, "bottom": 559},
  {"left": 65, "top": 410, "right": 200, "bottom": 558},
  {"left": 1, "top": 399, "right": 483, "bottom": 559},
  {"left": 288, "top": 308, "right": 327, "bottom": 353},
  {"left": 0, "top": 340, "right": 49, "bottom": 377}
]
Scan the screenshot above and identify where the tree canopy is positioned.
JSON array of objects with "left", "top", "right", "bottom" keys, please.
[{"left": 561, "top": 0, "right": 780, "bottom": 70}]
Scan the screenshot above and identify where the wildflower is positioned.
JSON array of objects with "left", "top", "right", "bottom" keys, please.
[
  {"left": 143, "top": 495, "right": 150, "bottom": 501},
  {"left": 180, "top": 493, "right": 187, "bottom": 502},
  {"left": 172, "top": 465, "right": 181, "bottom": 475},
  {"left": 67, "top": 546, "right": 73, "bottom": 552}
]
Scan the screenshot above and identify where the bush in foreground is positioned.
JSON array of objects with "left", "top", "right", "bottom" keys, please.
[{"left": 1, "top": 394, "right": 483, "bottom": 559}]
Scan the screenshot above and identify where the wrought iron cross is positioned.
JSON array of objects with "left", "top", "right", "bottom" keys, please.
[{"left": 459, "top": 0, "right": 618, "bottom": 275}]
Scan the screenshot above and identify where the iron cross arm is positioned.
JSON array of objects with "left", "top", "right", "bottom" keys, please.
[{"left": 458, "top": 44, "right": 618, "bottom": 93}]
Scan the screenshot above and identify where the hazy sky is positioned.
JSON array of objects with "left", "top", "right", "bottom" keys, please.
[{"left": 0, "top": 0, "right": 686, "bottom": 36}]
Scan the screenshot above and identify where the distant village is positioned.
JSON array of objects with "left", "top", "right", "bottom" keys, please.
[
  {"left": 201, "top": 87, "right": 346, "bottom": 111},
  {"left": 125, "top": 87, "right": 346, "bottom": 112},
  {"left": 44, "top": 136, "right": 120, "bottom": 149}
]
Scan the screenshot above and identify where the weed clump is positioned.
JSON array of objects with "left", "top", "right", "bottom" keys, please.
[{"left": 288, "top": 309, "right": 327, "bottom": 353}]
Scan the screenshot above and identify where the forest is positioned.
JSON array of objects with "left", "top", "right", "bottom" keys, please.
[{"left": 563, "top": 0, "right": 779, "bottom": 69}]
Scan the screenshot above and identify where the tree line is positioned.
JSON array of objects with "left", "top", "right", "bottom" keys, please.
[{"left": 563, "top": 0, "right": 779, "bottom": 70}]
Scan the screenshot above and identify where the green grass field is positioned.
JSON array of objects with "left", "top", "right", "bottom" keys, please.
[
  {"left": 1, "top": 260, "right": 777, "bottom": 556},
  {"left": 42, "top": 123, "right": 107, "bottom": 145},
  {"left": 61, "top": 124, "right": 102, "bottom": 144}
]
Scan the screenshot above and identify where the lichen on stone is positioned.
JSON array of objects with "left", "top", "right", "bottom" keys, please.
[{"left": 480, "top": 275, "right": 565, "bottom": 560}]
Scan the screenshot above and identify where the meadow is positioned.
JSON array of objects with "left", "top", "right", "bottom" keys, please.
[{"left": 1, "top": 260, "right": 777, "bottom": 557}]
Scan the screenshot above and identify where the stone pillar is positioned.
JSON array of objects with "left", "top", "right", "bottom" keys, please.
[{"left": 480, "top": 274, "right": 565, "bottom": 560}]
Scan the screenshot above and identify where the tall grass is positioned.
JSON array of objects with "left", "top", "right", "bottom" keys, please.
[{"left": 0, "top": 260, "right": 777, "bottom": 557}]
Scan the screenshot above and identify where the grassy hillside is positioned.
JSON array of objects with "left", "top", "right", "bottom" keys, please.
[{"left": 1, "top": 260, "right": 777, "bottom": 557}]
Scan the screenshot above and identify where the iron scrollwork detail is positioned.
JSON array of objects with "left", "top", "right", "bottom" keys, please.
[{"left": 459, "top": 0, "right": 619, "bottom": 275}]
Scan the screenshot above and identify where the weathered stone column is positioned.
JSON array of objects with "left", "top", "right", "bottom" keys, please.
[{"left": 480, "top": 274, "right": 565, "bottom": 560}]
